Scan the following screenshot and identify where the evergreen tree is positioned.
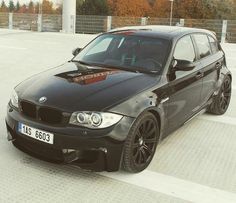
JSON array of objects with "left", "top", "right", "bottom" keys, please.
[
  {"left": 16, "top": 1, "right": 20, "bottom": 12},
  {"left": 78, "top": 0, "right": 109, "bottom": 15},
  {"left": 28, "top": 0, "right": 35, "bottom": 13},
  {"left": 8, "top": 0, "right": 15, "bottom": 12}
]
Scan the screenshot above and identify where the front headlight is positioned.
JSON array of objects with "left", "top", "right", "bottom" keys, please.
[
  {"left": 69, "top": 112, "right": 123, "bottom": 129},
  {"left": 10, "top": 90, "right": 19, "bottom": 109}
]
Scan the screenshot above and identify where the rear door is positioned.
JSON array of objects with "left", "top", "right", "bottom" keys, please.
[
  {"left": 166, "top": 35, "right": 203, "bottom": 133},
  {"left": 192, "top": 34, "right": 223, "bottom": 106}
]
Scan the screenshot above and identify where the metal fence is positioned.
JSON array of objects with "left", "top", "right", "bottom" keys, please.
[
  {"left": 111, "top": 16, "right": 142, "bottom": 29},
  {"left": 75, "top": 16, "right": 236, "bottom": 43},
  {"left": 227, "top": 20, "right": 236, "bottom": 43},
  {"left": 76, "top": 15, "right": 106, "bottom": 34},
  {"left": 147, "top": 17, "right": 181, "bottom": 26},
  {"left": 0, "top": 12, "right": 8, "bottom": 28},
  {"left": 13, "top": 13, "right": 38, "bottom": 31},
  {"left": 0, "top": 13, "right": 62, "bottom": 32},
  {"left": 184, "top": 19, "right": 223, "bottom": 40},
  {"left": 42, "top": 15, "right": 62, "bottom": 32},
  {"left": 0, "top": 12, "right": 236, "bottom": 43}
]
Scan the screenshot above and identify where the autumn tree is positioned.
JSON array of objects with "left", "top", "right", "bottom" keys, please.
[
  {"left": 18, "top": 4, "right": 27, "bottom": 13},
  {"left": 108, "top": 0, "right": 151, "bottom": 16},
  {"left": 150, "top": 0, "right": 170, "bottom": 17},
  {"left": 54, "top": 4, "right": 62, "bottom": 14},
  {"left": 35, "top": 2, "right": 40, "bottom": 14},
  {"left": 42, "top": 0, "right": 53, "bottom": 14},
  {"left": 150, "top": 0, "right": 235, "bottom": 19},
  {"left": 28, "top": 1, "right": 35, "bottom": 13},
  {"left": 0, "top": 0, "right": 8, "bottom": 12},
  {"left": 205, "top": 0, "right": 235, "bottom": 19}
]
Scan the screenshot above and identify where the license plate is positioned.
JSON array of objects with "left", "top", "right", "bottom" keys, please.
[{"left": 18, "top": 123, "right": 54, "bottom": 145}]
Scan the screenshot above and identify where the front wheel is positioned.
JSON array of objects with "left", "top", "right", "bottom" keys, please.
[
  {"left": 122, "top": 112, "right": 159, "bottom": 173},
  {"left": 208, "top": 75, "right": 232, "bottom": 115}
]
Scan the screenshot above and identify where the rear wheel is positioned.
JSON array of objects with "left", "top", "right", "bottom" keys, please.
[
  {"left": 208, "top": 75, "right": 231, "bottom": 115},
  {"left": 122, "top": 112, "right": 159, "bottom": 173}
]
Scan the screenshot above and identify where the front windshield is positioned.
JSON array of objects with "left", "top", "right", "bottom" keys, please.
[{"left": 73, "top": 33, "right": 170, "bottom": 74}]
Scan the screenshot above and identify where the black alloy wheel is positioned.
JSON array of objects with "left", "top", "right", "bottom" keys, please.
[
  {"left": 219, "top": 77, "right": 231, "bottom": 112},
  {"left": 208, "top": 75, "right": 232, "bottom": 115},
  {"left": 123, "top": 112, "right": 159, "bottom": 173}
]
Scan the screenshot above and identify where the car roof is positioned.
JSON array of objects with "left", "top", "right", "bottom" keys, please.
[{"left": 108, "top": 25, "right": 216, "bottom": 40}]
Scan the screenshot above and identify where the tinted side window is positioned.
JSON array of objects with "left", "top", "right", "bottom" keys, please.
[
  {"left": 208, "top": 36, "right": 219, "bottom": 54},
  {"left": 174, "top": 35, "right": 196, "bottom": 62},
  {"left": 194, "top": 34, "right": 211, "bottom": 59}
]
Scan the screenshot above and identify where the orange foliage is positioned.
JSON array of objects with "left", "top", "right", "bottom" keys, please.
[
  {"left": 42, "top": 0, "right": 53, "bottom": 14},
  {"left": 108, "top": 0, "right": 151, "bottom": 17},
  {"left": 151, "top": 0, "right": 170, "bottom": 18}
]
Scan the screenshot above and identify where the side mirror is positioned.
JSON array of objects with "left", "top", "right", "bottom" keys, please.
[
  {"left": 173, "top": 59, "right": 195, "bottom": 71},
  {"left": 72, "top": 48, "right": 82, "bottom": 56}
]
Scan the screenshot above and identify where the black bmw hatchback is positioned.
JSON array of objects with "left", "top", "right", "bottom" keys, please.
[{"left": 6, "top": 26, "right": 232, "bottom": 173}]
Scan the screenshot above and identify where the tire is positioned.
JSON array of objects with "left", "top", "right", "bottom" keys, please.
[
  {"left": 122, "top": 112, "right": 159, "bottom": 173},
  {"left": 208, "top": 75, "right": 232, "bottom": 115}
]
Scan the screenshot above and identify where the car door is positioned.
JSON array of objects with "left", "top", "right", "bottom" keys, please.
[
  {"left": 192, "top": 34, "right": 223, "bottom": 106},
  {"left": 165, "top": 35, "right": 203, "bottom": 134}
]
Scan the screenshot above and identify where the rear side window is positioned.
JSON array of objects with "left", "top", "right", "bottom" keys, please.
[
  {"left": 208, "top": 36, "right": 219, "bottom": 54},
  {"left": 174, "top": 35, "right": 196, "bottom": 62},
  {"left": 194, "top": 34, "right": 211, "bottom": 59}
]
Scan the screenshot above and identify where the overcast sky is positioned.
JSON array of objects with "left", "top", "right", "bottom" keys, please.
[{"left": 3, "top": 0, "right": 62, "bottom": 5}]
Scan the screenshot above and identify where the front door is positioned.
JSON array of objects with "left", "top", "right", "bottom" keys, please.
[{"left": 166, "top": 35, "right": 203, "bottom": 134}]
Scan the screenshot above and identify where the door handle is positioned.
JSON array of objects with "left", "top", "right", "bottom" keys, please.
[
  {"left": 160, "top": 97, "right": 169, "bottom": 104},
  {"left": 195, "top": 72, "right": 204, "bottom": 79}
]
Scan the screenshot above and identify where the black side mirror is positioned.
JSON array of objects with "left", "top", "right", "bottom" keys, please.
[
  {"left": 72, "top": 48, "right": 82, "bottom": 56},
  {"left": 173, "top": 59, "right": 195, "bottom": 72}
]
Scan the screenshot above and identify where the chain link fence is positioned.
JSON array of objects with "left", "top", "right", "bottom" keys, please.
[
  {"left": 147, "top": 17, "right": 180, "bottom": 26},
  {"left": 0, "top": 12, "right": 236, "bottom": 43},
  {"left": 111, "top": 16, "right": 142, "bottom": 29},
  {"left": 76, "top": 15, "right": 106, "bottom": 34},
  {"left": 184, "top": 19, "right": 223, "bottom": 40}
]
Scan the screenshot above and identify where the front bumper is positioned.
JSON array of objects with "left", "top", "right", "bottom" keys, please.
[{"left": 6, "top": 105, "right": 134, "bottom": 172}]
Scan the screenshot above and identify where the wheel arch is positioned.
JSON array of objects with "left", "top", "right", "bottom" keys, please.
[
  {"left": 148, "top": 109, "right": 161, "bottom": 129},
  {"left": 144, "top": 107, "right": 165, "bottom": 141}
]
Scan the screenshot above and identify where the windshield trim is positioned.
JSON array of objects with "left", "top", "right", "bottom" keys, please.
[{"left": 70, "top": 60, "right": 160, "bottom": 75}]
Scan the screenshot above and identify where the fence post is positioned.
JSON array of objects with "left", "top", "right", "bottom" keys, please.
[
  {"left": 37, "top": 14, "right": 42, "bottom": 32},
  {"left": 107, "top": 16, "right": 112, "bottom": 31},
  {"left": 180, "top": 19, "right": 185, "bottom": 26},
  {"left": 221, "top": 20, "right": 228, "bottom": 43},
  {"left": 9, "top": 13, "right": 13, "bottom": 29},
  {"left": 141, "top": 17, "right": 147, "bottom": 26}
]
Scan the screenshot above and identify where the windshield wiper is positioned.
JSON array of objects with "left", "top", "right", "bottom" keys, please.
[
  {"left": 92, "top": 63, "right": 159, "bottom": 74},
  {"left": 71, "top": 60, "right": 159, "bottom": 74}
]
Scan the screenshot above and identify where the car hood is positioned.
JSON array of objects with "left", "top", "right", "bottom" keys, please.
[{"left": 16, "top": 62, "right": 161, "bottom": 112}]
